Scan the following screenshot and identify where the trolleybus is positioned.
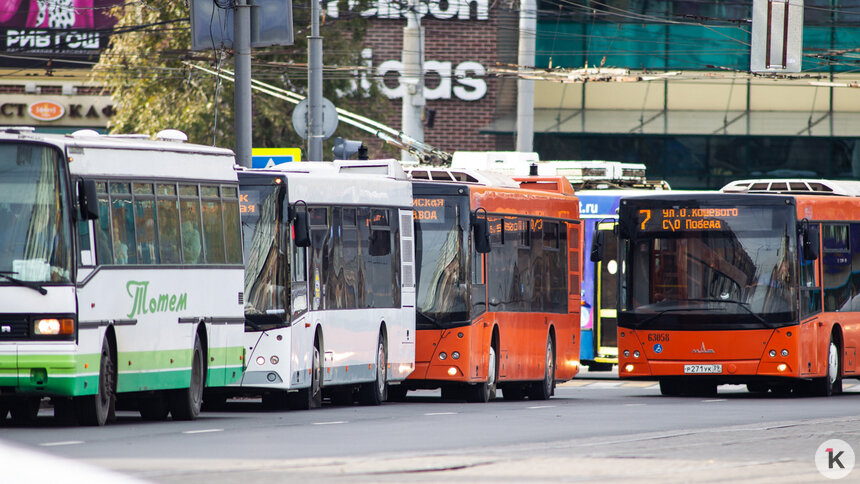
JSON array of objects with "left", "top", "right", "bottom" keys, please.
[
  {"left": 397, "top": 168, "right": 581, "bottom": 401},
  {"left": 611, "top": 179, "right": 860, "bottom": 396},
  {"left": 232, "top": 160, "right": 415, "bottom": 409},
  {"left": 0, "top": 128, "right": 245, "bottom": 425}
]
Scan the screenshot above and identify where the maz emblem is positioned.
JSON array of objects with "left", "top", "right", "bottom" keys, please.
[{"left": 691, "top": 342, "right": 715, "bottom": 354}]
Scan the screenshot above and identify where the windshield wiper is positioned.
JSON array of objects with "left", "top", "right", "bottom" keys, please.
[
  {"left": 680, "top": 298, "right": 771, "bottom": 327},
  {"left": 0, "top": 271, "right": 47, "bottom": 295}
]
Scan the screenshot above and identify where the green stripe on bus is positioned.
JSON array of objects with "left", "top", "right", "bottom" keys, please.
[{"left": 1, "top": 345, "right": 244, "bottom": 396}]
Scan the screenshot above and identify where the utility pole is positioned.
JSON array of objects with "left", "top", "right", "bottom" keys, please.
[
  {"left": 516, "top": 0, "right": 536, "bottom": 153},
  {"left": 233, "top": 0, "right": 252, "bottom": 167},
  {"left": 308, "top": 0, "right": 324, "bottom": 161},
  {"left": 401, "top": 0, "right": 424, "bottom": 162}
]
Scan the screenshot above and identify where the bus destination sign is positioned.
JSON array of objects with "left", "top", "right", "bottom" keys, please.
[
  {"left": 414, "top": 198, "right": 447, "bottom": 223},
  {"left": 637, "top": 207, "right": 744, "bottom": 233}
]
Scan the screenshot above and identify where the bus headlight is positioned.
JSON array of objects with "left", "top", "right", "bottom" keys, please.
[
  {"left": 780, "top": 349, "right": 789, "bottom": 357},
  {"left": 769, "top": 350, "right": 777, "bottom": 358},
  {"left": 33, "top": 318, "right": 74, "bottom": 336},
  {"left": 439, "top": 352, "right": 448, "bottom": 360},
  {"left": 452, "top": 352, "right": 460, "bottom": 360}
]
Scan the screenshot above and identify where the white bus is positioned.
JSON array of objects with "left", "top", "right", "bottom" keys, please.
[
  {"left": 0, "top": 128, "right": 245, "bottom": 426},
  {"left": 229, "top": 160, "right": 416, "bottom": 409}
]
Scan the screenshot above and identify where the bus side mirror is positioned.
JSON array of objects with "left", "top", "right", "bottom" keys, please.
[
  {"left": 590, "top": 230, "right": 605, "bottom": 262},
  {"left": 293, "top": 210, "right": 311, "bottom": 247},
  {"left": 802, "top": 225, "right": 819, "bottom": 261},
  {"left": 473, "top": 217, "right": 491, "bottom": 254},
  {"left": 78, "top": 179, "right": 99, "bottom": 220}
]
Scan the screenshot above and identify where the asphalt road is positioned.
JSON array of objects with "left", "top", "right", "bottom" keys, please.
[{"left": 3, "top": 376, "right": 860, "bottom": 483}]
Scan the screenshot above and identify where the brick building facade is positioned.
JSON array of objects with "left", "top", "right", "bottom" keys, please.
[{"left": 336, "top": 0, "right": 519, "bottom": 157}]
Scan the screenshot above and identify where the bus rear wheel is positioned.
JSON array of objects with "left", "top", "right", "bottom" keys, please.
[
  {"left": 168, "top": 336, "right": 205, "bottom": 420},
  {"left": 359, "top": 335, "right": 388, "bottom": 406},
  {"left": 76, "top": 335, "right": 115, "bottom": 426}
]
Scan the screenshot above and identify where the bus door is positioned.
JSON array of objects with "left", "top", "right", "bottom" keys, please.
[
  {"left": 594, "top": 221, "right": 619, "bottom": 364},
  {"left": 798, "top": 222, "right": 822, "bottom": 377}
]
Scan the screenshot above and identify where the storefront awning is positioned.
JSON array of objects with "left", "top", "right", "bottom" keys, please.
[{"left": 481, "top": 109, "right": 860, "bottom": 137}]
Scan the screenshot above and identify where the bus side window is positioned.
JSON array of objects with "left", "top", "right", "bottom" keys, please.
[
  {"left": 156, "top": 184, "right": 181, "bottom": 264},
  {"left": 110, "top": 182, "right": 137, "bottom": 265},
  {"left": 133, "top": 183, "right": 157, "bottom": 264},
  {"left": 201, "top": 186, "right": 226, "bottom": 264},
  {"left": 222, "top": 186, "right": 243, "bottom": 264},
  {"left": 179, "top": 184, "right": 203, "bottom": 264},
  {"left": 94, "top": 181, "right": 113, "bottom": 265}
]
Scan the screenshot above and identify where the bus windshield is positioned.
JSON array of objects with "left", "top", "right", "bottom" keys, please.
[
  {"left": 620, "top": 201, "right": 797, "bottom": 329},
  {"left": 414, "top": 194, "right": 469, "bottom": 328},
  {"left": 0, "top": 142, "right": 72, "bottom": 285},
  {"left": 240, "top": 182, "right": 289, "bottom": 330}
]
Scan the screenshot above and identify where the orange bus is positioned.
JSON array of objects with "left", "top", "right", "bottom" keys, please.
[
  {"left": 392, "top": 169, "right": 581, "bottom": 402},
  {"left": 611, "top": 180, "right": 860, "bottom": 396}
]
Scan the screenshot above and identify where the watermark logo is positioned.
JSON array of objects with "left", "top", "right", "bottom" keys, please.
[{"left": 815, "top": 439, "right": 855, "bottom": 479}]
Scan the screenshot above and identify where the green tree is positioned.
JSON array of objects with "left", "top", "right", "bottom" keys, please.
[{"left": 92, "top": 0, "right": 391, "bottom": 157}]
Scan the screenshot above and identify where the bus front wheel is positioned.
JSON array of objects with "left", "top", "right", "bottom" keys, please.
[
  {"left": 813, "top": 336, "right": 842, "bottom": 397},
  {"left": 466, "top": 345, "right": 497, "bottom": 403},
  {"left": 529, "top": 336, "right": 555, "bottom": 400},
  {"left": 290, "top": 344, "right": 322, "bottom": 410},
  {"left": 359, "top": 335, "right": 388, "bottom": 406},
  {"left": 76, "top": 335, "right": 116, "bottom": 426}
]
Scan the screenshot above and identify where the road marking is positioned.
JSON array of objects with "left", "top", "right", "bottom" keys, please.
[
  {"left": 40, "top": 441, "right": 84, "bottom": 447},
  {"left": 424, "top": 412, "right": 457, "bottom": 416},
  {"left": 624, "top": 403, "right": 647, "bottom": 407},
  {"left": 702, "top": 399, "right": 727, "bottom": 403},
  {"left": 312, "top": 421, "right": 347, "bottom": 425},
  {"left": 527, "top": 405, "right": 556, "bottom": 409},
  {"left": 182, "top": 429, "right": 224, "bottom": 434}
]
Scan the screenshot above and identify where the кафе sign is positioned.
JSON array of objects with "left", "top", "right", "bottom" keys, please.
[{"left": 0, "top": 96, "right": 114, "bottom": 126}]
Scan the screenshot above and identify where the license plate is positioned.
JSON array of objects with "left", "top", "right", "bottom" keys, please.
[{"left": 683, "top": 364, "right": 722, "bottom": 374}]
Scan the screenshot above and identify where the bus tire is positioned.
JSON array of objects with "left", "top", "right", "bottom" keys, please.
[
  {"left": 76, "top": 335, "right": 115, "bottom": 426},
  {"left": 290, "top": 343, "right": 323, "bottom": 410},
  {"left": 529, "top": 335, "right": 555, "bottom": 400},
  {"left": 359, "top": 335, "right": 388, "bottom": 406},
  {"left": 502, "top": 383, "right": 526, "bottom": 401},
  {"left": 466, "top": 345, "right": 497, "bottom": 403},
  {"left": 168, "top": 336, "right": 205, "bottom": 420},
  {"left": 139, "top": 395, "right": 170, "bottom": 421},
  {"left": 814, "top": 336, "right": 842, "bottom": 397},
  {"left": 10, "top": 397, "right": 41, "bottom": 424}
]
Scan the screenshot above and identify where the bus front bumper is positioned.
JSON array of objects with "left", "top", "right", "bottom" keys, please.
[{"left": 0, "top": 344, "right": 97, "bottom": 397}]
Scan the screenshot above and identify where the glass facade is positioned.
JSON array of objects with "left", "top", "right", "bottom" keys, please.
[{"left": 529, "top": 1, "right": 860, "bottom": 189}]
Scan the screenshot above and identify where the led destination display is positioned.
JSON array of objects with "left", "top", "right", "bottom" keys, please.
[{"left": 636, "top": 205, "right": 776, "bottom": 233}]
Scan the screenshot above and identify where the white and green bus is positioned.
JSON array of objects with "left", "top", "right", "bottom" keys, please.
[{"left": 0, "top": 128, "right": 245, "bottom": 425}]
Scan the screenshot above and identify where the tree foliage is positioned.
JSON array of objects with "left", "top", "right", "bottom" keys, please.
[{"left": 92, "top": 0, "right": 391, "bottom": 157}]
